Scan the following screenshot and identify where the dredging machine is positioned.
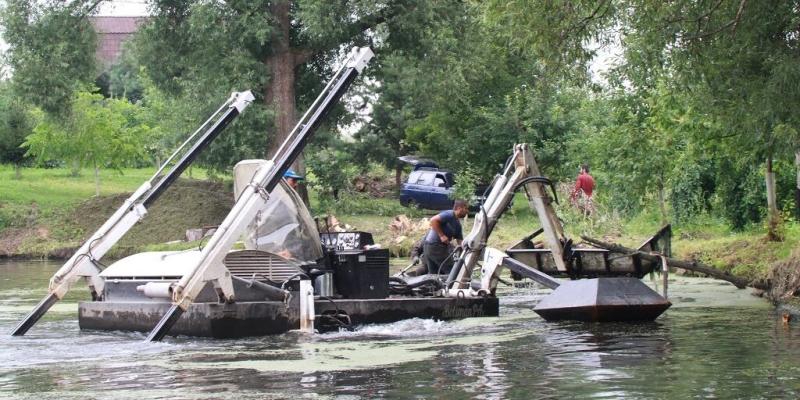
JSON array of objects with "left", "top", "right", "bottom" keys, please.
[{"left": 10, "top": 47, "right": 670, "bottom": 341}]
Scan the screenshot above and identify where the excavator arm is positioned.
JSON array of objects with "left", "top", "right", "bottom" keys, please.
[
  {"left": 10, "top": 91, "right": 255, "bottom": 336},
  {"left": 444, "top": 143, "right": 569, "bottom": 298},
  {"left": 145, "top": 47, "right": 374, "bottom": 341}
]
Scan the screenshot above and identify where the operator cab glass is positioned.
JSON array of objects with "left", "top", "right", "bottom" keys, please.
[{"left": 244, "top": 180, "right": 323, "bottom": 266}]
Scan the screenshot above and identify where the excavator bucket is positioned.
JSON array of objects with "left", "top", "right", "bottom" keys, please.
[
  {"left": 534, "top": 277, "right": 671, "bottom": 322},
  {"left": 499, "top": 256, "right": 670, "bottom": 322}
]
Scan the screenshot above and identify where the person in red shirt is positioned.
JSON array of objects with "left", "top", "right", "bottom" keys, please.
[{"left": 570, "top": 164, "right": 595, "bottom": 216}]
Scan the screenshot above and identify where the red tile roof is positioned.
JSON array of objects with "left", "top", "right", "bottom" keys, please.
[
  {"left": 89, "top": 16, "right": 148, "bottom": 67},
  {"left": 90, "top": 16, "right": 146, "bottom": 34}
]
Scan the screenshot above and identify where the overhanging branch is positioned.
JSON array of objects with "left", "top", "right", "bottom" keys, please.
[{"left": 293, "top": 2, "right": 411, "bottom": 66}]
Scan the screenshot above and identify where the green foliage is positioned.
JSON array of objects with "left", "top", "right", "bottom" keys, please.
[
  {"left": 2, "top": 0, "right": 798, "bottom": 240},
  {"left": 669, "top": 160, "right": 716, "bottom": 223},
  {"left": 480, "top": 0, "right": 800, "bottom": 233},
  {"left": 305, "top": 132, "right": 358, "bottom": 200},
  {"left": 131, "top": 0, "right": 420, "bottom": 172},
  {"left": 23, "top": 90, "right": 148, "bottom": 174},
  {"left": 1, "top": 0, "right": 98, "bottom": 115},
  {"left": 134, "top": 1, "right": 271, "bottom": 97},
  {"left": 352, "top": 57, "right": 418, "bottom": 177},
  {"left": 363, "top": 3, "right": 586, "bottom": 184},
  {"left": 480, "top": 0, "right": 615, "bottom": 78},
  {"left": 98, "top": 49, "right": 145, "bottom": 103},
  {"left": 450, "top": 167, "right": 478, "bottom": 202},
  {"left": 0, "top": 83, "right": 33, "bottom": 168},
  {"left": 313, "top": 191, "right": 419, "bottom": 218},
  {"left": 134, "top": 73, "right": 219, "bottom": 169},
  {"left": 130, "top": 1, "right": 280, "bottom": 171},
  {"left": 715, "top": 161, "right": 765, "bottom": 230}
]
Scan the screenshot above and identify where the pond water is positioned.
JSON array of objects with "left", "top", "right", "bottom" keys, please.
[{"left": 1, "top": 259, "right": 799, "bottom": 399}]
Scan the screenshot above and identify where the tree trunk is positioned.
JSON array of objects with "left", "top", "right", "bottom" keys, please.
[
  {"left": 265, "top": 49, "right": 297, "bottom": 157},
  {"left": 264, "top": 0, "right": 310, "bottom": 204},
  {"left": 71, "top": 160, "right": 80, "bottom": 177},
  {"left": 14, "top": 163, "right": 21, "bottom": 180},
  {"left": 766, "top": 156, "right": 781, "bottom": 241},
  {"left": 657, "top": 177, "right": 668, "bottom": 226},
  {"left": 395, "top": 163, "right": 403, "bottom": 189},
  {"left": 94, "top": 163, "right": 100, "bottom": 197},
  {"left": 795, "top": 150, "right": 800, "bottom": 221}
]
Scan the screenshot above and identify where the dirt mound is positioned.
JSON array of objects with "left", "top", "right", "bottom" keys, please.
[
  {"left": 385, "top": 214, "right": 429, "bottom": 257},
  {"left": 70, "top": 179, "right": 233, "bottom": 248},
  {"left": 352, "top": 174, "right": 396, "bottom": 198},
  {"left": 768, "top": 249, "right": 800, "bottom": 303},
  {"left": 0, "top": 227, "right": 34, "bottom": 257}
]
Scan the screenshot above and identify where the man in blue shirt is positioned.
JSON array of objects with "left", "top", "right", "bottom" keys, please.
[{"left": 423, "top": 199, "right": 469, "bottom": 274}]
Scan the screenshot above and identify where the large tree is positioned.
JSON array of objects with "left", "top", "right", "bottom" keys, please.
[
  {"left": 132, "top": 0, "right": 432, "bottom": 182},
  {"left": 482, "top": 0, "right": 800, "bottom": 234},
  {"left": 359, "top": 2, "right": 588, "bottom": 188},
  {"left": 24, "top": 91, "right": 148, "bottom": 195},
  {"left": 1, "top": 0, "right": 100, "bottom": 115},
  {"left": 2, "top": 0, "right": 439, "bottom": 189},
  {"left": 0, "top": 82, "right": 33, "bottom": 179},
  {"left": 629, "top": 0, "right": 799, "bottom": 237}
]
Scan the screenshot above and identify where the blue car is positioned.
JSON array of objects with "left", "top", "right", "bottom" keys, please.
[
  {"left": 398, "top": 156, "right": 486, "bottom": 211},
  {"left": 400, "top": 167, "right": 458, "bottom": 210}
]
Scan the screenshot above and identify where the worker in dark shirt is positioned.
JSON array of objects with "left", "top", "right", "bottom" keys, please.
[
  {"left": 423, "top": 199, "right": 469, "bottom": 275},
  {"left": 570, "top": 163, "right": 595, "bottom": 215}
]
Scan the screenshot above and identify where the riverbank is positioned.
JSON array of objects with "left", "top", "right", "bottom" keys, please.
[
  {"left": 0, "top": 166, "right": 228, "bottom": 259},
  {"left": 1, "top": 165, "right": 798, "bottom": 298}
]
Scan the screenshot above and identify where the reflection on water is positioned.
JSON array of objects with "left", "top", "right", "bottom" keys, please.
[{"left": 1, "top": 259, "right": 799, "bottom": 399}]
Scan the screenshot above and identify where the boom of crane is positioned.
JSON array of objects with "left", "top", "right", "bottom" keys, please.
[
  {"left": 444, "top": 143, "right": 570, "bottom": 298},
  {"left": 10, "top": 90, "right": 255, "bottom": 336},
  {"left": 144, "top": 46, "right": 374, "bottom": 342}
]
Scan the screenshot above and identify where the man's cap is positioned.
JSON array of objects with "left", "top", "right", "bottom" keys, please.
[{"left": 284, "top": 169, "right": 304, "bottom": 180}]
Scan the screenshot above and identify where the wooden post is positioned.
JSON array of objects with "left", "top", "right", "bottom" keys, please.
[
  {"left": 766, "top": 157, "right": 780, "bottom": 240},
  {"left": 795, "top": 151, "right": 800, "bottom": 221},
  {"left": 299, "top": 279, "right": 315, "bottom": 333},
  {"left": 766, "top": 157, "right": 778, "bottom": 214},
  {"left": 657, "top": 178, "right": 668, "bottom": 226},
  {"left": 94, "top": 163, "right": 100, "bottom": 197}
]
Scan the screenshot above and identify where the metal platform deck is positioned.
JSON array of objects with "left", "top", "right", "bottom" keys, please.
[{"left": 78, "top": 296, "right": 500, "bottom": 338}]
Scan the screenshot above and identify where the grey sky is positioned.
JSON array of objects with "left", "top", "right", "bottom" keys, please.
[{"left": 97, "top": 0, "right": 149, "bottom": 16}]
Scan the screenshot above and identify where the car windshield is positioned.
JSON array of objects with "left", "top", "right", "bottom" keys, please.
[
  {"left": 416, "top": 172, "right": 434, "bottom": 186},
  {"left": 243, "top": 181, "right": 323, "bottom": 265},
  {"left": 407, "top": 170, "right": 422, "bottom": 184}
]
